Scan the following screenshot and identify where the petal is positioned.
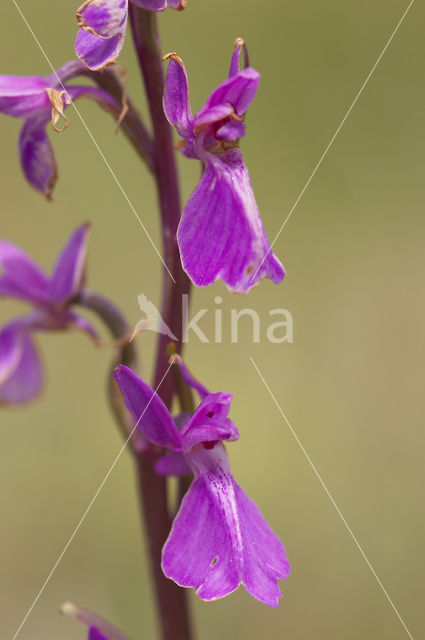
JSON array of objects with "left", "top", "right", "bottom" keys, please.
[
  {"left": 155, "top": 451, "right": 191, "bottom": 476},
  {"left": 175, "top": 358, "right": 210, "bottom": 400},
  {"left": 77, "top": 0, "right": 128, "bottom": 38},
  {"left": 216, "top": 120, "right": 246, "bottom": 141},
  {"left": 163, "top": 55, "right": 193, "bottom": 138},
  {"left": 0, "top": 237, "right": 49, "bottom": 305},
  {"left": 163, "top": 443, "right": 289, "bottom": 606},
  {"left": 88, "top": 627, "right": 112, "bottom": 640},
  {"left": 49, "top": 224, "right": 90, "bottom": 302},
  {"left": 0, "top": 74, "right": 50, "bottom": 118},
  {"left": 236, "top": 483, "right": 290, "bottom": 606},
  {"left": 180, "top": 392, "right": 239, "bottom": 450},
  {"left": 0, "top": 321, "right": 25, "bottom": 385},
  {"left": 0, "top": 323, "right": 43, "bottom": 405},
  {"left": 228, "top": 38, "right": 249, "bottom": 78},
  {"left": 64, "top": 310, "right": 99, "bottom": 341},
  {"left": 196, "top": 68, "right": 259, "bottom": 122},
  {"left": 177, "top": 147, "right": 285, "bottom": 293},
  {"left": 162, "top": 475, "right": 240, "bottom": 601},
  {"left": 113, "top": 365, "right": 182, "bottom": 450},
  {"left": 75, "top": 27, "right": 125, "bottom": 71},
  {"left": 18, "top": 115, "right": 58, "bottom": 199}
]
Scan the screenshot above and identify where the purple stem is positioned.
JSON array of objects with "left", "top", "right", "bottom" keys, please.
[{"left": 128, "top": 7, "right": 193, "bottom": 640}]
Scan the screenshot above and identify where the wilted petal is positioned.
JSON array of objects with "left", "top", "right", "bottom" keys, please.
[
  {"left": 197, "top": 68, "right": 259, "bottom": 121},
  {"left": 76, "top": 28, "right": 125, "bottom": 71},
  {"left": 0, "top": 237, "right": 49, "bottom": 305},
  {"left": 0, "top": 322, "right": 43, "bottom": 405},
  {"left": 0, "top": 74, "right": 50, "bottom": 118},
  {"left": 18, "top": 115, "right": 58, "bottom": 199},
  {"left": 228, "top": 38, "right": 249, "bottom": 78},
  {"left": 163, "top": 55, "right": 193, "bottom": 138},
  {"left": 177, "top": 147, "right": 285, "bottom": 293},
  {"left": 162, "top": 443, "right": 289, "bottom": 606},
  {"left": 155, "top": 451, "right": 191, "bottom": 476},
  {"left": 49, "top": 224, "right": 90, "bottom": 302},
  {"left": 77, "top": 0, "right": 128, "bottom": 38},
  {"left": 180, "top": 392, "right": 239, "bottom": 450},
  {"left": 113, "top": 365, "right": 182, "bottom": 449}
]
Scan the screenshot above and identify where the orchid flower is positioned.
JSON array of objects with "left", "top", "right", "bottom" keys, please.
[
  {"left": 0, "top": 224, "right": 97, "bottom": 405},
  {"left": 114, "top": 360, "right": 290, "bottom": 605},
  {"left": 163, "top": 40, "right": 286, "bottom": 293},
  {"left": 75, "top": 0, "right": 186, "bottom": 71},
  {"left": 0, "top": 62, "right": 121, "bottom": 197}
]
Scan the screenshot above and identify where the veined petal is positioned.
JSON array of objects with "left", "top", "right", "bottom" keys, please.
[
  {"left": 162, "top": 443, "right": 289, "bottom": 606},
  {"left": 0, "top": 74, "right": 50, "bottom": 118},
  {"left": 113, "top": 365, "right": 182, "bottom": 450},
  {"left": 0, "top": 237, "right": 49, "bottom": 305},
  {"left": 77, "top": 0, "right": 128, "bottom": 38},
  {"left": 18, "top": 115, "right": 58, "bottom": 199},
  {"left": 76, "top": 27, "right": 125, "bottom": 71},
  {"left": 197, "top": 68, "right": 259, "bottom": 121},
  {"left": 0, "top": 321, "right": 43, "bottom": 405},
  {"left": 163, "top": 54, "right": 193, "bottom": 138},
  {"left": 181, "top": 392, "right": 239, "bottom": 450},
  {"left": 49, "top": 224, "right": 90, "bottom": 302},
  {"left": 177, "top": 147, "right": 285, "bottom": 293}
]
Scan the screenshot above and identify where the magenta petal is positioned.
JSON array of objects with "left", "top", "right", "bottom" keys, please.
[
  {"left": 49, "top": 224, "right": 90, "bottom": 302},
  {"left": 228, "top": 39, "right": 249, "bottom": 78},
  {"left": 177, "top": 147, "right": 285, "bottom": 293},
  {"left": 216, "top": 120, "right": 246, "bottom": 141},
  {"left": 175, "top": 359, "right": 209, "bottom": 400},
  {"left": 113, "top": 365, "right": 182, "bottom": 449},
  {"left": 181, "top": 392, "right": 239, "bottom": 450},
  {"left": 0, "top": 238, "right": 49, "bottom": 305},
  {"left": 0, "top": 326, "right": 43, "bottom": 405},
  {"left": 75, "top": 28, "right": 124, "bottom": 71},
  {"left": 198, "top": 68, "right": 259, "bottom": 119},
  {"left": 163, "top": 56, "right": 193, "bottom": 138},
  {"left": 235, "top": 483, "right": 290, "bottom": 606},
  {"left": 88, "top": 626, "right": 113, "bottom": 640},
  {"left": 77, "top": 0, "right": 128, "bottom": 38},
  {"left": 19, "top": 115, "right": 57, "bottom": 199},
  {"left": 163, "top": 443, "right": 289, "bottom": 606},
  {"left": 162, "top": 474, "right": 240, "bottom": 600},
  {"left": 155, "top": 451, "right": 191, "bottom": 476},
  {"left": 0, "top": 74, "right": 50, "bottom": 118},
  {"left": 65, "top": 310, "right": 99, "bottom": 341}
]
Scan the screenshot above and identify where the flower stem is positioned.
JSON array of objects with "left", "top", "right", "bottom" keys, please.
[
  {"left": 128, "top": 7, "right": 194, "bottom": 640},
  {"left": 74, "top": 289, "right": 143, "bottom": 448}
]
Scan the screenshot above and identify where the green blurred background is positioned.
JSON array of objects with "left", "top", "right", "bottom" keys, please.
[{"left": 1, "top": 1, "right": 424, "bottom": 638}]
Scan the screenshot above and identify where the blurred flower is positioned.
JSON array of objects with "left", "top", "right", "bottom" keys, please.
[
  {"left": 163, "top": 39, "right": 286, "bottom": 293},
  {"left": 76, "top": 0, "right": 185, "bottom": 71},
  {"left": 0, "top": 224, "right": 97, "bottom": 405},
  {"left": 114, "top": 360, "right": 290, "bottom": 605},
  {"left": 0, "top": 62, "right": 121, "bottom": 197}
]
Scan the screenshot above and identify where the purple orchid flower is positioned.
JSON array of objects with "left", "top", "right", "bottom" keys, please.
[
  {"left": 0, "top": 224, "right": 97, "bottom": 405},
  {"left": 0, "top": 62, "right": 121, "bottom": 198},
  {"left": 114, "top": 360, "right": 290, "bottom": 606},
  {"left": 75, "top": 0, "right": 185, "bottom": 71},
  {"left": 163, "top": 39, "right": 286, "bottom": 293}
]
